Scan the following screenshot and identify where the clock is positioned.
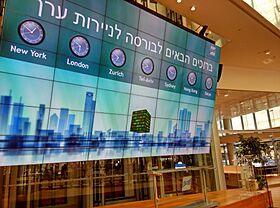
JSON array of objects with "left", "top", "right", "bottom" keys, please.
[
  {"left": 110, "top": 48, "right": 126, "bottom": 67},
  {"left": 18, "top": 20, "right": 45, "bottom": 45},
  {"left": 166, "top": 65, "right": 177, "bottom": 81},
  {"left": 141, "top": 57, "right": 154, "bottom": 75},
  {"left": 187, "top": 72, "right": 197, "bottom": 86},
  {"left": 205, "top": 77, "right": 213, "bottom": 90},
  {"left": 70, "top": 35, "right": 90, "bottom": 58}
]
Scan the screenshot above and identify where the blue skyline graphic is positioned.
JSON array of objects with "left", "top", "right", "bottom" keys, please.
[{"left": 0, "top": 90, "right": 211, "bottom": 152}]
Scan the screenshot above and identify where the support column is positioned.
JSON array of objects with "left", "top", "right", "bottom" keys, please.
[
  {"left": 146, "top": 157, "right": 154, "bottom": 200},
  {"left": 223, "top": 118, "right": 235, "bottom": 165},
  {"left": 157, "top": 158, "right": 165, "bottom": 197},
  {"left": 226, "top": 143, "right": 235, "bottom": 165},
  {"left": 83, "top": 161, "right": 93, "bottom": 208},
  {"left": 223, "top": 118, "right": 232, "bottom": 130},
  {"left": 67, "top": 163, "right": 78, "bottom": 207},
  {"left": 0, "top": 167, "right": 3, "bottom": 208},
  {"left": 212, "top": 114, "right": 226, "bottom": 191},
  {"left": 124, "top": 158, "right": 134, "bottom": 197},
  {"left": 9, "top": 166, "right": 18, "bottom": 208},
  {"left": 3, "top": 167, "right": 10, "bottom": 208}
]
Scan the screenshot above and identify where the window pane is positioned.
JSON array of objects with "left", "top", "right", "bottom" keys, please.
[
  {"left": 255, "top": 110, "right": 270, "bottom": 130},
  {"left": 231, "top": 116, "right": 243, "bottom": 130},
  {"left": 242, "top": 113, "right": 255, "bottom": 130},
  {"left": 269, "top": 106, "right": 280, "bottom": 128}
]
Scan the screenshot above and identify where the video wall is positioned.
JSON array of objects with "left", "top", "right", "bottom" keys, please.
[{"left": 0, "top": 0, "right": 220, "bottom": 166}]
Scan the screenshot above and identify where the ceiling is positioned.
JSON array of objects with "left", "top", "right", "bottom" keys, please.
[
  {"left": 215, "top": 89, "right": 280, "bottom": 119},
  {"left": 156, "top": 0, "right": 280, "bottom": 119},
  {"left": 156, "top": 0, "right": 280, "bottom": 71}
]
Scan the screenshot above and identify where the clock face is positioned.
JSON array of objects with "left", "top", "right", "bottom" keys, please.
[
  {"left": 166, "top": 65, "right": 177, "bottom": 81},
  {"left": 205, "top": 77, "right": 213, "bottom": 90},
  {"left": 187, "top": 72, "right": 197, "bottom": 86},
  {"left": 18, "top": 20, "right": 45, "bottom": 45},
  {"left": 70, "top": 35, "right": 90, "bottom": 57},
  {"left": 110, "top": 48, "right": 126, "bottom": 67},
  {"left": 141, "top": 57, "right": 154, "bottom": 75}
]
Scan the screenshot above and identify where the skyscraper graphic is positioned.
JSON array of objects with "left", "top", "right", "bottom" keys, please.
[
  {"left": 0, "top": 95, "right": 12, "bottom": 135},
  {"left": 178, "top": 109, "right": 187, "bottom": 132},
  {"left": 17, "top": 117, "right": 30, "bottom": 135},
  {"left": 186, "top": 111, "right": 191, "bottom": 131},
  {"left": 35, "top": 104, "right": 45, "bottom": 135},
  {"left": 22, "top": 118, "right": 31, "bottom": 135},
  {"left": 68, "top": 114, "right": 75, "bottom": 129},
  {"left": 168, "top": 120, "right": 172, "bottom": 134},
  {"left": 49, "top": 113, "right": 58, "bottom": 131},
  {"left": 82, "top": 92, "right": 96, "bottom": 138},
  {"left": 178, "top": 108, "right": 192, "bottom": 137},
  {"left": 67, "top": 114, "right": 75, "bottom": 136},
  {"left": 204, "top": 121, "right": 211, "bottom": 138},
  {"left": 58, "top": 108, "right": 69, "bottom": 134},
  {"left": 9, "top": 101, "right": 24, "bottom": 135},
  {"left": 195, "top": 124, "right": 203, "bottom": 138}
]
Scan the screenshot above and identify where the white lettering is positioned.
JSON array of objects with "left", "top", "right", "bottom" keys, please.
[
  {"left": 10, "top": 45, "right": 28, "bottom": 55},
  {"left": 139, "top": 76, "right": 154, "bottom": 84},
  {"left": 109, "top": 69, "right": 124, "bottom": 77},
  {"left": 66, "top": 58, "right": 89, "bottom": 69},
  {"left": 184, "top": 87, "right": 198, "bottom": 95},
  {"left": 31, "top": 50, "right": 47, "bottom": 59},
  {"left": 205, "top": 91, "right": 211, "bottom": 97},
  {"left": 191, "top": 89, "right": 198, "bottom": 95},
  {"left": 164, "top": 82, "right": 176, "bottom": 89},
  {"left": 184, "top": 87, "right": 191, "bottom": 93}
]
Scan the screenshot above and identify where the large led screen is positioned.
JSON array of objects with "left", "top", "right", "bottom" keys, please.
[{"left": 0, "top": 0, "right": 220, "bottom": 166}]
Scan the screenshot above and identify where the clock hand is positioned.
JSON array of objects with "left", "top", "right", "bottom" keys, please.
[
  {"left": 73, "top": 40, "right": 81, "bottom": 47},
  {"left": 23, "top": 25, "right": 33, "bottom": 33},
  {"left": 30, "top": 27, "right": 37, "bottom": 34},
  {"left": 144, "top": 63, "right": 149, "bottom": 69},
  {"left": 114, "top": 53, "right": 119, "bottom": 61}
]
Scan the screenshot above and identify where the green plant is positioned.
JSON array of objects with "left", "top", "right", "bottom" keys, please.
[
  {"left": 235, "top": 135, "right": 269, "bottom": 164},
  {"left": 236, "top": 135, "right": 272, "bottom": 190},
  {"left": 255, "top": 175, "right": 266, "bottom": 190}
]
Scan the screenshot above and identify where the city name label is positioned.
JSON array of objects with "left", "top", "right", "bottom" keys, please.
[{"left": 10, "top": 45, "right": 47, "bottom": 60}]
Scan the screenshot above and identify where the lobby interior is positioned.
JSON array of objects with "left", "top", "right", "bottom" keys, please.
[{"left": 1, "top": 0, "right": 280, "bottom": 207}]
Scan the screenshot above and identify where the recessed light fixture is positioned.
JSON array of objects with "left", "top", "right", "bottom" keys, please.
[
  {"left": 190, "top": 5, "right": 196, "bottom": 11},
  {"left": 224, "top": 94, "right": 229, "bottom": 97},
  {"left": 177, "top": 0, "right": 182, "bottom": 3},
  {"left": 265, "top": 50, "right": 271, "bottom": 55}
]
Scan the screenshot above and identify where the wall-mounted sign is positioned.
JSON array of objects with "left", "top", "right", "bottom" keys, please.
[{"left": 0, "top": 0, "right": 220, "bottom": 166}]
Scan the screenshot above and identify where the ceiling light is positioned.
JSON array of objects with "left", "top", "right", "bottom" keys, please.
[
  {"left": 177, "top": 0, "right": 182, "bottom": 3},
  {"left": 263, "top": 58, "right": 273, "bottom": 64},
  {"left": 265, "top": 50, "right": 271, "bottom": 55},
  {"left": 224, "top": 94, "right": 229, "bottom": 97},
  {"left": 190, "top": 5, "right": 196, "bottom": 11}
]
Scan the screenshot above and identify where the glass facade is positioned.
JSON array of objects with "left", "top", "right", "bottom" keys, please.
[
  {"left": 0, "top": 155, "right": 216, "bottom": 207},
  {"left": 231, "top": 116, "right": 243, "bottom": 130},
  {"left": 242, "top": 113, "right": 255, "bottom": 130},
  {"left": 269, "top": 106, "right": 280, "bottom": 128},
  {"left": 255, "top": 110, "right": 270, "bottom": 130},
  {"left": 244, "top": 0, "right": 280, "bottom": 29}
]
